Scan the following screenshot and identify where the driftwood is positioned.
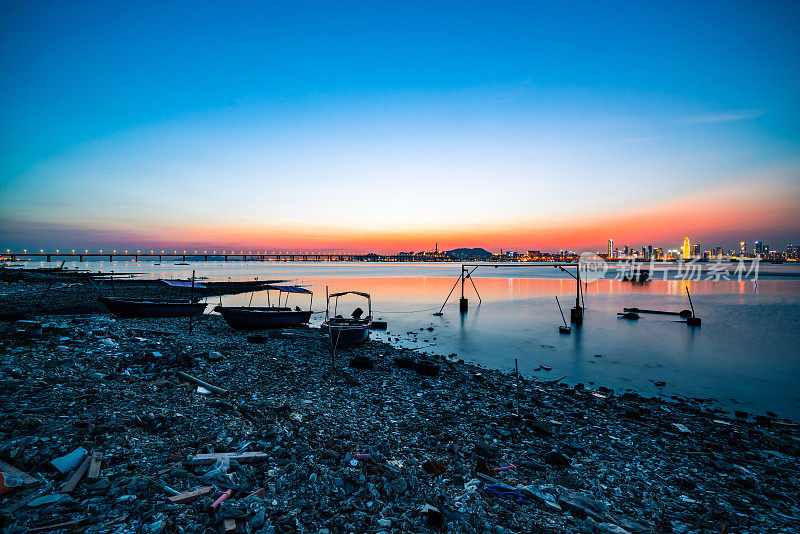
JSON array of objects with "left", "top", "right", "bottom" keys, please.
[{"left": 174, "top": 371, "right": 228, "bottom": 395}]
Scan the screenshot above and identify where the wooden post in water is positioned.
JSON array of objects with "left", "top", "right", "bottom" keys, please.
[
  {"left": 459, "top": 265, "right": 468, "bottom": 312},
  {"left": 571, "top": 264, "right": 583, "bottom": 324},
  {"left": 685, "top": 287, "right": 701, "bottom": 325}
]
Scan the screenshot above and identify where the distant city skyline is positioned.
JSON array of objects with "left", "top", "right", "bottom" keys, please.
[
  {"left": 1, "top": 234, "right": 797, "bottom": 257},
  {"left": 1, "top": 2, "right": 799, "bottom": 251}
]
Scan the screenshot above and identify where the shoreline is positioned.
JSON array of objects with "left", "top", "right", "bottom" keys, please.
[{"left": 2, "top": 311, "right": 799, "bottom": 533}]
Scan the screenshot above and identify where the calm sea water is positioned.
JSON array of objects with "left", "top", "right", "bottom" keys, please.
[{"left": 15, "top": 260, "right": 800, "bottom": 420}]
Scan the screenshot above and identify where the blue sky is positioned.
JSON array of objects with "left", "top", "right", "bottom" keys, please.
[{"left": 1, "top": 1, "right": 798, "bottom": 252}]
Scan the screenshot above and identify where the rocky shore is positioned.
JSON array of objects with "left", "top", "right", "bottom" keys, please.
[{"left": 2, "top": 310, "right": 799, "bottom": 533}]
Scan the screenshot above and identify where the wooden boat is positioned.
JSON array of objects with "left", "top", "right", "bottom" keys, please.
[
  {"left": 321, "top": 290, "right": 372, "bottom": 346},
  {"left": 214, "top": 285, "right": 313, "bottom": 329},
  {"left": 98, "top": 297, "right": 207, "bottom": 318}
]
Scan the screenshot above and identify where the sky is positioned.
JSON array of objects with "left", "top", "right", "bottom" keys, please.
[{"left": 1, "top": 1, "right": 799, "bottom": 253}]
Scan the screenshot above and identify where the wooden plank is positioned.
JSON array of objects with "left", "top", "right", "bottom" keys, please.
[
  {"left": 87, "top": 451, "right": 103, "bottom": 480},
  {"left": 174, "top": 371, "right": 228, "bottom": 395},
  {"left": 186, "top": 451, "right": 269, "bottom": 466},
  {"left": 244, "top": 487, "right": 266, "bottom": 499},
  {"left": 27, "top": 519, "right": 87, "bottom": 533},
  {"left": 60, "top": 456, "right": 91, "bottom": 493},
  {"left": 167, "top": 485, "right": 214, "bottom": 504},
  {"left": 0, "top": 460, "right": 39, "bottom": 487}
]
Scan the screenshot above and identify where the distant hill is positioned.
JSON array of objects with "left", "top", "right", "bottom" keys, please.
[{"left": 446, "top": 247, "right": 493, "bottom": 259}]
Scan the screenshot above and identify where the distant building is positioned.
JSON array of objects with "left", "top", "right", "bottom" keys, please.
[
  {"left": 682, "top": 237, "right": 691, "bottom": 259},
  {"left": 740, "top": 241, "right": 746, "bottom": 255},
  {"left": 608, "top": 239, "right": 613, "bottom": 257}
]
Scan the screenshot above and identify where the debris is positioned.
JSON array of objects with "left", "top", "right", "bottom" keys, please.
[
  {"left": 175, "top": 370, "right": 229, "bottom": 395},
  {"left": 207, "top": 488, "right": 233, "bottom": 515},
  {"left": 186, "top": 452, "right": 270, "bottom": 466},
  {"left": 0, "top": 459, "right": 39, "bottom": 487},
  {"left": 27, "top": 519, "right": 88, "bottom": 533},
  {"left": 0, "top": 472, "right": 24, "bottom": 496},
  {"left": 87, "top": 451, "right": 103, "bottom": 480},
  {"left": 50, "top": 447, "right": 88, "bottom": 474},
  {"left": 167, "top": 485, "right": 215, "bottom": 504},
  {"left": 60, "top": 455, "right": 91, "bottom": 493}
]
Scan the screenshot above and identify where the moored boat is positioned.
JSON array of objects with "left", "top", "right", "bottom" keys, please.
[
  {"left": 215, "top": 285, "right": 313, "bottom": 329},
  {"left": 321, "top": 290, "right": 372, "bottom": 346},
  {"left": 98, "top": 297, "right": 207, "bottom": 318}
]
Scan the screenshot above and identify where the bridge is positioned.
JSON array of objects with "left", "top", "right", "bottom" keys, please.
[{"left": 1, "top": 251, "right": 489, "bottom": 263}]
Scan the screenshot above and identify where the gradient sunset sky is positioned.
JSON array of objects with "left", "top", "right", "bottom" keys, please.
[{"left": 1, "top": 1, "right": 799, "bottom": 253}]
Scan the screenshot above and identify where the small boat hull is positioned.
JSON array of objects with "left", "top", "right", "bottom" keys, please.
[
  {"left": 322, "top": 320, "right": 371, "bottom": 345},
  {"left": 99, "top": 297, "right": 207, "bottom": 318},
  {"left": 215, "top": 306, "right": 312, "bottom": 329}
]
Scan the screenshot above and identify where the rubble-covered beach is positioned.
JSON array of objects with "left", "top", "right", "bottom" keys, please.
[{"left": 2, "top": 293, "right": 799, "bottom": 534}]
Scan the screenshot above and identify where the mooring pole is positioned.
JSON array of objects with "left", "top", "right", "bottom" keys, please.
[
  {"left": 459, "top": 265, "right": 468, "bottom": 312},
  {"left": 570, "top": 264, "right": 584, "bottom": 324}
]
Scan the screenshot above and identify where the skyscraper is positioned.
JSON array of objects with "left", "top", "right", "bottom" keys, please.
[
  {"left": 682, "top": 237, "right": 691, "bottom": 259},
  {"left": 739, "top": 241, "right": 746, "bottom": 255},
  {"left": 608, "top": 239, "right": 613, "bottom": 257}
]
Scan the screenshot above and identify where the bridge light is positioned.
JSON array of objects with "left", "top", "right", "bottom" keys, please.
[
  {"left": 85, "top": 250, "right": 88, "bottom": 253},
  {"left": 113, "top": 250, "right": 117, "bottom": 254},
  {"left": 99, "top": 250, "right": 102, "bottom": 254},
  {"left": 56, "top": 249, "right": 59, "bottom": 253},
  {"left": 40, "top": 249, "right": 43, "bottom": 253},
  {"left": 72, "top": 250, "right": 75, "bottom": 253},
  {"left": 125, "top": 250, "right": 128, "bottom": 254}
]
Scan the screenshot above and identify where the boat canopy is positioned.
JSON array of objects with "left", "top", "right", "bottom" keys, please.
[
  {"left": 265, "top": 285, "right": 312, "bottom": 294},
  {"left": 329, "top": 291, "right": 370, "bottom": 298},
  {"left": 160, "top": 280, "right": 207, "bottom": 289}
]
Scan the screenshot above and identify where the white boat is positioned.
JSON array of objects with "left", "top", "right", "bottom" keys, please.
[{"left": 321, "top": 290, "right": 372, "bottom": 346}]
